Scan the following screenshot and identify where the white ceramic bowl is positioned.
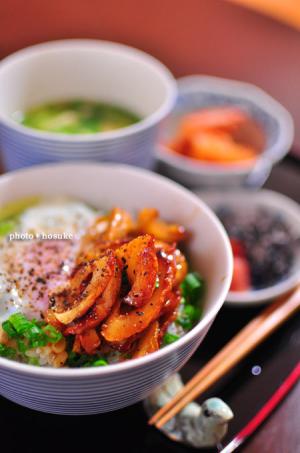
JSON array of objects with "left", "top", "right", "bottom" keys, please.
[
  {"left": 0, "top": 163, "right": 232, "bottom": 414},
  {"left": 157, "top": 75, "right": 294, "bottom": 189},
  {"left": 199, "top": 190, "right": 300, "bottom": 306},
  {"left": 0, "top": 40, "right": 177, "bottom": 170}
]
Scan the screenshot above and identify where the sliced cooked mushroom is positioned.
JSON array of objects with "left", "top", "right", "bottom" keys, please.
[
  {"left": 50, "top": 252, "right": 115, "bottom": 325},
  {"left": 78, "top": 328, "right": 101, "bottom": 355},
  {"left": 82, "top": 207, "right": 134, "bottom": 244},
  {"left": 155, "top": 241, "right": 188, "bottom": 287},
  {"left": 115, "top": 234, "right": 158, "bottom": 307},
  {"left": 77, "top": 207, "right": 135, "bottom": 263},
  {"left": 64, "top": 258, "right": 122, "bottom": 335},
  {"left": 137, "top": 208, "right": 186, "bottom": 243},
  {"left": 133, "top": 320, "right": 160, "bottom": 358},
  {"left": 101, "top": 252, "right": 175, "bottom": 343},
  {"left": 159, "top": 289, "right": 182, "bottom": 339}
]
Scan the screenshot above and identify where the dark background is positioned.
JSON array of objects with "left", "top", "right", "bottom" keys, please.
[{"left": 1, "top": 0, "right": 300, "bottom": 154}]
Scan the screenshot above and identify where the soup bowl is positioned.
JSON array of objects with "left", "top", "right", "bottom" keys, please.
[
  {"left": 0, "top": 40, "right": 176, "bottom": 170},
  {"left": 0, "top": 163, "right": 232, "bottom": 414}
]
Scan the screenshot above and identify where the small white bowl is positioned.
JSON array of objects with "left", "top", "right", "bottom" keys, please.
[
  {"left": 0, "top": 40, "right": 177, "bottom": 170},
  {"left": 0, "top": 163, "right": 232, "bottom": 414},
  {"left": 199, "top": 189, "right": 300, "bottom": 306},
  {"left": 157, "top": 75, "right": 294, "bottom": 189}
]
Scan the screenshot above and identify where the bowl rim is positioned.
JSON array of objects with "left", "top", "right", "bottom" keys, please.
[
  {"left": 157, "top": 74, "right": 294, "bottom": 177},
  {"left": 0, "top": 39, "right": 177, "bottom": 142},
  {"left": 0, "top": 162, "right": 233, "bottom": 376},
  {"left": 198, "top": 188, "right": 300, "bottom": 306}
]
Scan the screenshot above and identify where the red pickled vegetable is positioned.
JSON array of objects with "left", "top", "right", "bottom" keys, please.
[
  {"left": 230, "top": 238, "right": 246, "bottom": 257},
  {"left": 231, "top": 256, "right": 251, "bottom": 292}
]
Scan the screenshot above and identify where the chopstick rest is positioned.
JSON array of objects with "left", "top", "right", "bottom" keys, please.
[{"left": 144, "top": 373, "right": 234, "bottom": 448}]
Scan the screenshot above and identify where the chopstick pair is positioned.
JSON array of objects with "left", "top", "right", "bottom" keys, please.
[{"left": 149, "top": 285, "right": 300, "bottom": 429}]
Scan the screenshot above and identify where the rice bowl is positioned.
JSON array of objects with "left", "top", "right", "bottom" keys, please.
[{"left": 0, "top": 163, "right": 232, "bottom": 414}]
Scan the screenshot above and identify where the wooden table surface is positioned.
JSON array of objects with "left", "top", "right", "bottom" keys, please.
[{"left": 0, "top": 157, "right": 299, "bottom": 453}]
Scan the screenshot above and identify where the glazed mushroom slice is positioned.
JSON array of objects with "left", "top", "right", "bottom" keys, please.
[
  {"left": 115, "top": 234, "right": 158, "bottom": 307},
  {"left": 137, "top": 208, "right": 186, "bottom": 243},
  {"left": 82, "top": 207, "right": 134, "bottom": 245},
  {"left": 49, "top": 252, "right": 116, "bottom": 325},
  {"left": 104, "top": 207, "right": 135, "bottom": 241},
  {"left": 159, "top": 289, "right": 182, "bottom": 340},
  {"left": 77, "top": 207, "right": 135, "bottom": 263},
  {"left": 173, "top": 248, "right": 188, "bottom": 286},
  {"left": 101, "top": 251, "right": 176, "bottom": 343},
  {"left": 77, "top": 328, "right": 101, "bottom": 355},
  {"left": 133, "top": 320, "right": 160, "bottom": 358},
  {"left": 160, "top": 288, "right": 182, "bottom": 319},
  {"left": 64, "top": 258, "right": 122, "bottom": 335},
  {"left": 155, "top": 241, "right": 188, "bottom": 287}
]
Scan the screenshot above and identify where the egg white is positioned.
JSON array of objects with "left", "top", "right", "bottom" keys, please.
[
  {"left": 0, "top": 199, "right": 98, "bottom": 323},
  {"left": 20, "top": 199, "right": 96, "bottom": 236}
]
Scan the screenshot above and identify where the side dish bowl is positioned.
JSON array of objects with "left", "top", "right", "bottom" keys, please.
[
  {"left": 157, "top": 75, "right": 294, "bottom": 189},
  {"left": 0, "top": 40, "right": 177, "bottom": 170},
  {"left": 0, "top": 163, "right": 232, "bottom": 414},
  {"left": 199, "top": 190, "right": 300, "bottom": 306}
]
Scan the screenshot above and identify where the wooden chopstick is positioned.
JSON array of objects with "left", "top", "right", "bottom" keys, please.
[{"left": 149, "top": 286, "right": 300, "bottom": 428}]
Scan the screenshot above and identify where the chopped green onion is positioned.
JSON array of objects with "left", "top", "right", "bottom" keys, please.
[
  {"left": 180, "top": 296, "right": 187, "bottom": 305},
  {"left": 67, "top": 350, "right": 109, "bottom": 368},
  {"left": 181, "top": 272, "right": 204, "bottom": 305},
  {"left": 163, "top": 332, "right": 180, "bottom": 346},
  {"left": 176, "top": 316, "right": 192, "bottom": 330},
  {"left": 91, "top": 358, "right": 108, "bottom": 367},
  {"left": 27, "top": 357, "right": 40, "bottom": 366},
  {"left": 0, "top": 343, "right": 16, "bottom": 359},
  {"left": 1, "top": 313, "right": 64, "bottom": 362},
  {"left": 8, "top": 313, "right": 34, "bottom": 335},
  {"left": 0, "top": 219, "right": 17, "bottom": 236},
  {"left": 67, "top": 351, "right": 80, "bottom": 367},
  {"left": 184, "top": 272, "right": 202, "bottom": 290},
  {"left": 175, "top": 273, "right": 205, "bottom": 332},
  {"left": 184, "top": 304, "right": 201, "bottom": 321},
  {"left": 28, "top": 333, "right": 48, "bottom": 349},
  {"left": 176, "top": 303, "right": 202, "bottom": 330},
  {"left": 43, "top": 325, "right": 63, "bottom": 343},
  {"left": 5, "top": 313, "right": 62, "bottom": 347},
  {"left": 8, "top": 314, "right": 46, "bottom": 348},
  {"left": 17, "top": 339, "right": 27, "bottom": 353},
  {"left": 2, "top": 320, "right": 18, "bottom": 338},
  {"left": 155, "top": 277, "right": 160, "bottom": 289}
]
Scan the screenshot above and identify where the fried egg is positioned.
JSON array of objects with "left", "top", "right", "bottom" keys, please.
[{"left": 0, "top": 200, "right": 97, "bottom": 323}]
